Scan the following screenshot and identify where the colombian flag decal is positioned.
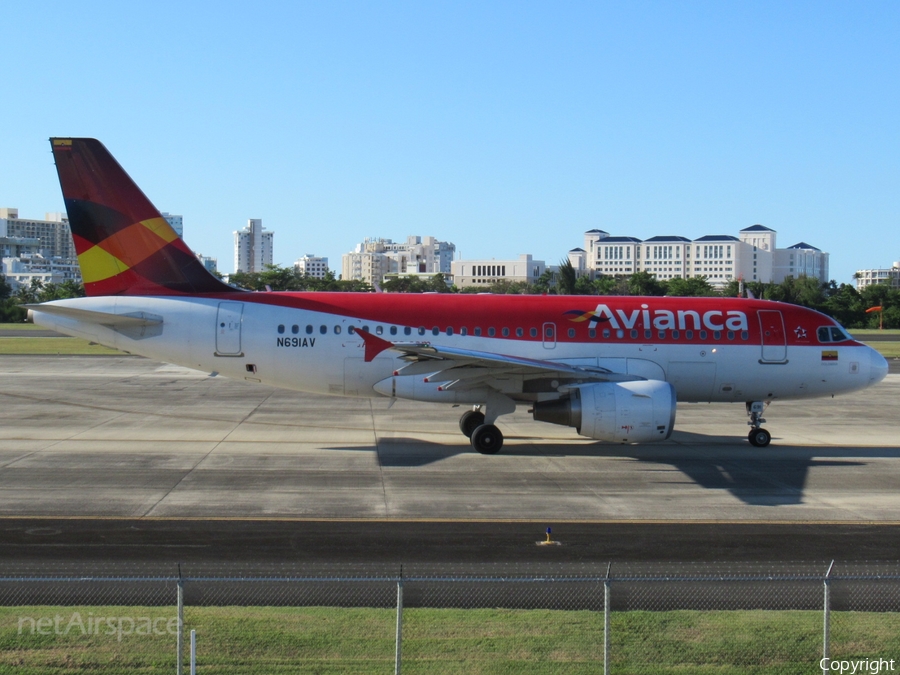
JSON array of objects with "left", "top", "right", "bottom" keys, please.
[{"left": 822, "top": 350, "right": 838, "bottom": 361}]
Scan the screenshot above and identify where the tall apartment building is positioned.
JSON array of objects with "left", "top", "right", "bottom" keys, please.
[
  {"left": 160, "top": 212, "right": 183, "bottom": 237},
  {"left": 341, "top": 236, "right": 455, "bottom": 284},
  {"left": 294, "top": 254, "right": 329, "bottom": 279},
  {"left": 0, "top": 208, "right": 76, "bottom": 259},
  {"left": 451, "top": 254, "right": 546, "bottom": 288},
  {"left": 234, "top": 219, "right": 274, "bottom": 273},
  {"left": 578, "top": 224, "right": 828, "bottom": 288},
  {"left": 856, "top": 263, "right": 900, "bottom": 290}
]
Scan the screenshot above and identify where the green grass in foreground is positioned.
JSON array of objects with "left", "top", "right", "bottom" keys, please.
[
  {"left": 0, "top": 337, "right": 120, "bottom": 355},
  {"left": 1, "top": 606, "right": 900, "bottom": 674},
  {"left": 0, "top": 323, "right": 49, "bottom": 331}
]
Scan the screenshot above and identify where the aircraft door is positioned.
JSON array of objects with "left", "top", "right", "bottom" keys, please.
[
  {"left": 215, "top": 302, "right": 244, "bottom": 355},
  {"left": 758, "top": 310, "right": 787, "bottom": 362},
  {"left": 542, "top": 322, "right": 556, "bottom": 349}
]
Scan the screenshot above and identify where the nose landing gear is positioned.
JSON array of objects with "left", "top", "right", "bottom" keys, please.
[{"left": 746, "top": 401, "right": 771, "bottom": 447}]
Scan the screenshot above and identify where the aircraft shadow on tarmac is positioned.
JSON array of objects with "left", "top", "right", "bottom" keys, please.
[{"left": 332, "top": 432, "right": 900, "bottom": 507}]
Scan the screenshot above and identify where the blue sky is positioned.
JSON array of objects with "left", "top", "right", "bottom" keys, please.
[{"left": 3, "top": 1, "right": 898, "bottom": 282}]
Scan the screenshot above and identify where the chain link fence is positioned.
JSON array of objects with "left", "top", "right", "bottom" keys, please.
[{"left": 1, "top": 561, "right": 899, "bottom": 673}]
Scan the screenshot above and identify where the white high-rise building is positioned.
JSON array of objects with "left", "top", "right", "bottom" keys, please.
[
  {"left": 160, "top": 212, "right": 183, "bottom": 237},
  {"left": 578, "top": 224, "right": 829, "bottom": 288},
  {"left": 855, "top": 263, "right": 900, "bottom": 290},
  {"left": 341, "top": 236, "right": 455, "bottom": 284},
  {"left": 0, "top": 208, "right": 76, "bottom": 260},
  {"left": 234, "top": 219, "right": 274, "bottom": 273},
  {"left": 294, "top": 254, "right": 329, "bottom": 279}
]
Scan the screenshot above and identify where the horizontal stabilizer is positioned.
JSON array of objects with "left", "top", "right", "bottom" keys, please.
[{"left": 25, "top": 304, "right": 162, "bottom": 328}]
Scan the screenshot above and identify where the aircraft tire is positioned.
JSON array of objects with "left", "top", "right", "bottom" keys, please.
[
  {"left": 748, "top": 428, "right": 772, "bottom": 447},
  {"left": 471, "top": 424, "right": 503, "bottom": 454},
  {"left": 459, "top": 411, "right": 486, "bottom": 438}
]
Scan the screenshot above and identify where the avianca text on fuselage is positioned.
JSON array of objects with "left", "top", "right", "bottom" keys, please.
[{"left": 568, "top": 304, "right": 749, "bottom": 332}]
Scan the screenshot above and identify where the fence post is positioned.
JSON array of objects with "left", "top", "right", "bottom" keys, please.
[
  {"left": 823, "top": 560, "right": 834, "bottom": 669},
  {"left": 190, "top": 629, "right": 196, "bottom": 675},
  {"left": 604, "top": 562, "right": 611, "bottom": 675},
  {"left": 177, "top": 564, "right": 184, "bottom": 675},
  {"left": 395, "top": 565, "right": 404, "bottom": 675}
]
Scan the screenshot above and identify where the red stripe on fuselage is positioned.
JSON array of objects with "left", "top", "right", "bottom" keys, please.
[{"left": 190, "top": 292, "right": 864, "bottom": 349}]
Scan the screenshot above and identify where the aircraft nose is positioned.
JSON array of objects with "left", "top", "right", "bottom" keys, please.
[{"left": 869, "top": 346, "right": 889, "bottom": 384}]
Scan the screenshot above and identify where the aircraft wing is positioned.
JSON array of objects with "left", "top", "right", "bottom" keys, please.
[{"left": 357, "top": 328, "right": 640, "bottom": 390}]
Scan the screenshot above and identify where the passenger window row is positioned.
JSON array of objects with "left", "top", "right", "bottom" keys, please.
[{"left": 276, "top": 324, "right": 750, "bottom": 342}]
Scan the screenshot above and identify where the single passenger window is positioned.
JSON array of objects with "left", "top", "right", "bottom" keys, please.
[
  {"left": 700, "top": 330, "right": 708, "bottom": 340},
  {"left": 474, "top": 327, "right": 482, "bottom": 336},
  {"left": 277, "top": 325, "right": 285, "bottom": 334},
  {"left": 658, "top": 331, "right": 665, "bottom": 340},
  {"left": 603, "top": 329, "right": 610, "bottom": 339},
  {"left": 685, "top": 330, "right": 693, "bottom": 340},
  {"left": 672, "top": 330, "right": 679, "bottom": 339},
  {"left": 713, "top": 331, "right": 721, "bottom": 340},
  {"left": 446, "top": 327, "right": 454, "bottom": 336},
  {"left": 530, "top": 327, "right": 538, "bottom": 338},
  {"left": 488, "top": 327, "right": 496, "bottom": 337},
  {"left": 291, "top": 325, "right": 299, "bottom": 334},
  {"left": 568, "top": 328, "right": 576, "bottom": 338},
  {"left": 460, "top": 327, "right": 467, "bottom": 336},
  {"left": 727, "top": 331, "right": 735, "bottom": 340},
  {"left": 320, "top": 325, "right": 327, "bottom": 334},
  {"left": 348, "top": 326, "right": 356, "bottom": 334},
  {"left": 390, "top": 326, "right": 397, "bottom": 335},
  {"left": 432, "top": 327, "right": 440, "bottom": 336},
  {"left": 741, "top": 331, "right": 748, "bottom": 340},
  {"left": 644, "top": 330, "right": 652, "bottom": 339},
  {"left": 404, "top": 326, "right": 411, "bottom": 336},
  {"left": 617, "top": 330, "right": 624, "bottom": 339},
  {"left": 306, "top": 325, "right": 313, "bottom": 335},
  {"left": 418, "top": 327, "right": 426, "bottom": 336},
  {"left": 502, "top": 328, "right": 510, "bottom": 337},
  {"left": 334, "top": 325, "right": 341, "bottom": 334},
  {"left": 589, "top": 329, "right": 596, "bottom": 339},
  {"left": 376, "top": 326, "right": 383, "bottom": 335},
  {"left": 516, "top": 328, "right": 523, "bottom": 337}
]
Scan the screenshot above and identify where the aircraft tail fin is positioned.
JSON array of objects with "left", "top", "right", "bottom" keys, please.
[{"left": 49, "top": 138, "right": 236, "bottom": 297}]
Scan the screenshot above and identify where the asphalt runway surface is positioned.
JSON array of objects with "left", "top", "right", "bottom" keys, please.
[{"left": 1, "top": 355, "right": 900, "bottom": 568}]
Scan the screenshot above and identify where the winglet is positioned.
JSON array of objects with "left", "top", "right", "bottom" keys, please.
[{"left": 356, "top": 328, "right": 393, "bottom": 362}]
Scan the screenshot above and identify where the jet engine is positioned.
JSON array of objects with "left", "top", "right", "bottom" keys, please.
[{"left": 532, "top": 380, "right": 676, "bottom": 443}]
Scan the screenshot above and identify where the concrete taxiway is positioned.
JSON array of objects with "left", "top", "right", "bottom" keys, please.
[{"left": 1, "top": 355, "right": 899, "bottom": 522}]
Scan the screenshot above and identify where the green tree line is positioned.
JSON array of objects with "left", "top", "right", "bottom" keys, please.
[{"left": 2, "top": 262, "right": 895, "bottom": 328}]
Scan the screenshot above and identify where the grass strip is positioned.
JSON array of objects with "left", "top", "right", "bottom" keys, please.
[
  {"left": 0, "top": 337, "right": 120, "bottom": 355},
  {"left": 1, "top": 606, "right": 900, "bottom": 674}
]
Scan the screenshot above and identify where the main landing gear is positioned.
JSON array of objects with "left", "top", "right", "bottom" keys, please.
[
  {"left": 459, "top": 406, "right": 504, "bottom": 454},
  {"left": 746, "top": 401, "right": 772, "bottom": 447}
]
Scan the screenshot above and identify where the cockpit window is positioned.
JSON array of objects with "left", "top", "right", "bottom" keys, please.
[{"left": 818, "top": 326, "right": 851, "bottom": 343}]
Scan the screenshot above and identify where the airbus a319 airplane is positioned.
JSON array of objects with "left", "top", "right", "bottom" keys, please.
[{"left": 28, "top": 138, "right": 888, "bottom": 453}]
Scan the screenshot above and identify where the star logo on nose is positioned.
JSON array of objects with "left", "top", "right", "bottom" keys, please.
[{"left": 794, "top": 326, "right": 807, "bottom": 339}]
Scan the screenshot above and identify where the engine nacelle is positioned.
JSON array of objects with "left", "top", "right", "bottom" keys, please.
[{"left": 532, "top": 380, "right": 676, "bottom": 443}]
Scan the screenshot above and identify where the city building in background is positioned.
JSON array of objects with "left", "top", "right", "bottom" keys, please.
[
  {"left": 234, "top": 219, "right": 274, "bottom": 273},
  {"left": 160, "top": 212, "right": 183, "bottom": 237},
  {"left": 856, "top": 263, "right": 900, "bottom": 290},
  {"left": 341, "top": 236, "right": 455, "bottom": 284},
  {"left": 294, "top": 254, "right": 329, "bottom": 279},
  {"left": 451, "top": 254, "right": 546, "bottom": 288},
  {"left": 1, "top": 208, "right": 81, "bottom": 289},
  {"left": 196, "top": 254, "right": 218, "bottom": 275},
  {"left": 575, "top": 224, "right": 828, "bottom": 289}
]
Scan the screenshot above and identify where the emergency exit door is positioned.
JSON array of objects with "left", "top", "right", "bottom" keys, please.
[{"left": 758, "top": 310, "right": 787, "bottom": 362}]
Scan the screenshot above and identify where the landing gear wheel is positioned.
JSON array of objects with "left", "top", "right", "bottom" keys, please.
[
  {"left": 748, "top": 428, "right": 772, "bottom": 447},
  {"left": 471, "top": 424, "right": 503, "bottom": 454},
  {"left": 459, "top": 410, "right": 486, "bottom": 438}
]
